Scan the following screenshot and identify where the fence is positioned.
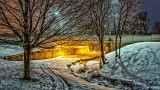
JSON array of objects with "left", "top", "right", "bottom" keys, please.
[{"left": 105, "top": 34, "right": 160, "bottom": 43}]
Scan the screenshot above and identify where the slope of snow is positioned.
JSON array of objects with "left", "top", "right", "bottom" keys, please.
[
  {"left": 70, "top": 42, "right": 160, "bottom": 89},
  {"left": 0, "top": 44, "right": 44, "bottom": 60},
  {"left": 99, "top": 42, "right": 160, "bottom": 89},
  {"left": 0, "top": 45, "right": 23, "bottom": 59}
]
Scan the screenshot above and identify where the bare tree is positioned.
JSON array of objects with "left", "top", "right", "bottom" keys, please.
[
  {"left": 133, "top": 11, "right": 151, "bottom": 34},
  {"left": 0, "top": 0, "right": 85, "bottom": 81},
  {"left": 152, "top": 21, "right": 160, "bottom": 34},
  {"left": 77, "top": 0, "right": 111, "bottom": 68},
  {"left": 113, "top": 0, "right": 140, "bottom": 58}
]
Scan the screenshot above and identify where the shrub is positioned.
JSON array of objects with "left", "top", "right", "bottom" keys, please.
[
  {"left": 67, "top": 64, "right": 71, "bottom": 68},
  {"left": 91, "top": 73, "right": 101, "bottom": 78},
  {"left": 72, "top": 61, "right": 77, "bottom": 65},
  {"left": 77, "top": 67, "right": 87, "bottom": 73}
]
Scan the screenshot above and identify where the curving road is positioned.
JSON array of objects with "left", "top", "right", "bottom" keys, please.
[{"left": 39, "top": 63, "right": 117, "bottom": 90}]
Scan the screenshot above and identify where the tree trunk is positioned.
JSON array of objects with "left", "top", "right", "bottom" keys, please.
[
  {"left": 115, "top": 35, "right": 118, "bottom": 57},
  {"left": 100, "top": 40, "right": 105, "bottom": 65},
  {"left": 119, "top": 36, "right": 122, "bottom": 58},
  {"left": 108, "top": 31, "right": 111, "bottom": 41},
  {"left": 23, "top": 44, "right": 31, "bottom": 80},
  {"left": 99, "top": 39, "right": 106, "bottom": 69},
  {"left": 108, "top": 42, "right": 111, "bottom": 52},
  {"left": 108, "top": 21, "right": 111, "bottom": 41}
]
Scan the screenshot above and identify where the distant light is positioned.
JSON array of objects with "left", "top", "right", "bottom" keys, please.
[{"left": 54, "top": 11, "right": 60, "bottom": 17}]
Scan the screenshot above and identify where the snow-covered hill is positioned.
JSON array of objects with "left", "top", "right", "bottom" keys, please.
[
  {"left": 70, "top": 42, "right": 160, "bottom": 89},
  {"left": 99, "top": 42, "right": 160, "bottom": 89},
  {"left": 0, "top": 45, "right": 23, "bottom": 59},
  {"left": 0, "top": 44, "right": 43, "bottom": 60}
]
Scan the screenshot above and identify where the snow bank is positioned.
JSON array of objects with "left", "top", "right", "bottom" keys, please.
[
  {"left": 0, "top": 45, "right": 43, "bottom": 60},
  {"left": 0, "top": 45, "right": 23, "bottom": 59},
  {"left": 99, "top": 42, "right": 160, "bottom": 89},
  {"left": 85, "top": 61, "right": 99, "bottom": 69},
  {"left": 69, "top": 61, "right": 99, "bottom": 73},
  {"left": 71, "top": 42, "right": 160, "bottom": 89},
  {"left": 70, "top": 63, "right": 85, "bottom": 72}
]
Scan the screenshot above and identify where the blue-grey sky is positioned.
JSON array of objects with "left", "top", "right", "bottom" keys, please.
[{"left": 140, "top": 0, "right": 160, "bottom": 25}]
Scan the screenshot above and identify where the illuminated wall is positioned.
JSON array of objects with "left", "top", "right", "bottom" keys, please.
[{"left": 6, "top": 46, "right": 90, "bottom": 61}]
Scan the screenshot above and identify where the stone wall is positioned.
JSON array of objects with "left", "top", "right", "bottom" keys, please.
[{"left": 6, "top": 46, "right": 90, "bottom": 61}]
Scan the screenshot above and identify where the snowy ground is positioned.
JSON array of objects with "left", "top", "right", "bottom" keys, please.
[
  {"left": 0, "top": 45, "right": 115, "bottom": 90},
  {"left": 0, "top": 44, "right": 23, "bottom": 59},
  {"left": 0, "top": 59, "right": 116, "bottom": 90},
  {"left": 71, "top": 42, "right": 160, "bottom": 90},
  {"left": 1, "top": 42, "right": 160, "bottom": 90},
  {"left": 0, "top": 44, "right": 43, "bottom": 59}
]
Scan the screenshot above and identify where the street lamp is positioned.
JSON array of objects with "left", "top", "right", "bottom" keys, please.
[
  {"left": 53, "top": 11, "right": 63, "bottom": 49},
  {"left": 54, "top": 11, "right": 60, "bottom": 17},
  {"left": 53, "top": 11, "right": 63, "bottom": 36}
]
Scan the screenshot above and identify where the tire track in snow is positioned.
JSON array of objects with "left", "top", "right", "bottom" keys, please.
[{"left": 40, "top": 64, "right": 69, "bottom": 90}]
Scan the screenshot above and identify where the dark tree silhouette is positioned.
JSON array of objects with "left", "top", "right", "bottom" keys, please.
[
  {"left": 133, "top": 11, "right": 151, "bottom": 34},
  {"left": 152, "top": 21, "right": 160, "bottom": 34}
]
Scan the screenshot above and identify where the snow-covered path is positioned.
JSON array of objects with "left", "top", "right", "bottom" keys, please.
[
  {"left": 0, "top": 59, "right": 115, "bottom": 90},
  {"left": 39, "top": 63, "right": 116, "bottom": 90}
]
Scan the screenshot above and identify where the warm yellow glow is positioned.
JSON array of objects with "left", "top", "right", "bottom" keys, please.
[
  {"left": 55, "top": 46, "right": 89, "bottom": 49},
  {"left": 6, "top": 45, "right": 101, "bottom": 62},
  {"left": 54, "top": 46, "right": 101, "bottom": 62},
  {"left": 56, "top": 56, "right": 64, "bottom": 58}
]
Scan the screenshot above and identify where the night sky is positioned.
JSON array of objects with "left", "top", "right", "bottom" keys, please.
[{"left": 140, "top": 0, "right": 160, "bottom": 26}]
